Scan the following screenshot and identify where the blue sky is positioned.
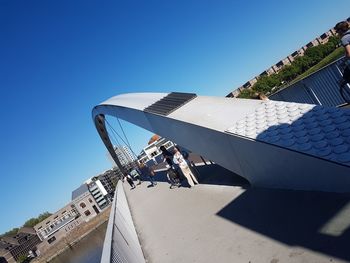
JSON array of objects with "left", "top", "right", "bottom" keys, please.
[{"left": 0, "top": 0, "right": 348, "bottom": 233}]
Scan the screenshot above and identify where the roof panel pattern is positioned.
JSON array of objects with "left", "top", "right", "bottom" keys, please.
[{"left": 226, "top": 101, "right": 350, "bottom": 166}]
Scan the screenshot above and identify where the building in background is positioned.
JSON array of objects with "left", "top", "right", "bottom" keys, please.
[
  {"left": 72, "top": 180, "right": 110, "bottom": 217},
  {"left": 225, "top": 20, "right": 349, "bottom": 98},
  {"left": 34, "top": 203, "right": 82, "bottom": 254},
  {"left": 107, "top": 145, "right": 136, "bottom": 168},
  {"left": 71, "top": 184, "right": 104, "bottom": 221},
  {"left": 0, "top": 228, "right": 41, "bottom": 263},
  {"left": 86, "top": 179, "right": 110, "bottom": 209},
  {"left": 94, "top": 168, "right": 121, "bottom": 198},
  {"left": 138, "top": 135, "right": 175, "bottom": 166}
]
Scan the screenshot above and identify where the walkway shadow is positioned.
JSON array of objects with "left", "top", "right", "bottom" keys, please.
[
  {"left": 192, "top": 163, "right": 249, "bottom": 188},
  {"left": 217, "top": 187, "right": 350, "bottom": 261},
  {"left": 150, "top": 163, "right": 249, "bottom": 188},
  {"left": 147, "top": 152, "right": 250, "bottom": 188}
]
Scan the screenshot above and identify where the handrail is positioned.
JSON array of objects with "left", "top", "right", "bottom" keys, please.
[
  {"left": 100, "top": 183, "right": 118, "bottom": 262},
  {"left": 100, "top": 181, "right": 146, "bottom": 263}
]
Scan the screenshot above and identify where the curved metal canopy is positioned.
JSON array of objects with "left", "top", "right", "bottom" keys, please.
[{"left": 92, "top": 92, "right": 350, "bottom": 193}]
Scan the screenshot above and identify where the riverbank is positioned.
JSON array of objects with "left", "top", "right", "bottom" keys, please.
[{"left": 32, "top": 207, "right": 110, "bottom": 263}]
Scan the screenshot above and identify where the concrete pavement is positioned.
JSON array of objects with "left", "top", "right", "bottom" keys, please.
[{"left": 124, "top": 169, "right": 350, "bottom": 263}]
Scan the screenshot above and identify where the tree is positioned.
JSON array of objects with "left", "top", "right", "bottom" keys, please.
[
  {"left": 23, "top": 212, "right": 52, "bottom": 227},
  {"left": 327, "top": 36, "right": 340, "bottom": 48},
  {"left": 294, "top": 56, "right": 312, "bottom": 72},
  {"left": 304, "top": 46, "right": 324, "bottom": 65},
  {"left": 237, "top": 89, "right": 255, "bottom": 99},
  {"left": 17, "top": 254, "right": 28, "bottom": 263},
  {"left": 37, "top": 212, "right": 52, "bottom": 222},
  {"left": 252, "top": 74, "right": 280, "bottom": 93},
  {"left": 278, "top": 64, "right": 299, "bottom": 82},
  {"left": 1, "top": 212, "right": 52, "bottom": 238}
]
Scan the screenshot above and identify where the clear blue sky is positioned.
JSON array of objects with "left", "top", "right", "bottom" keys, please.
[{"left": 0, "top": 0, "right": 348, "bottom": 233}]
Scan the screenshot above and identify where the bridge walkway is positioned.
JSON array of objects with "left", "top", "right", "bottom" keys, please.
[{"left": 124, "top": 166, "right": 350, "bottom": 263}]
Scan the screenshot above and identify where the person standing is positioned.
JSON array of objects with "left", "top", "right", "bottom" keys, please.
[
  {"left": 132, "top": 168, "right": 142, "bottom": 185},
  {"left": 139, "top": 162, "right": 157, "bottom": 187},
  {"left": 124, "top": 173, "right": 136, "bottom": 189},
  {"left": 173, "top": 147, "right": 198, "bottom": 188},
  {"left": 160, "top": 145, "right": 174, "bottom": 166},
  {"left": 335, "top": 21, "right": 350, "bottom": 84},
  {"left": 166, "top": 165, "right": 181, "bottom": 189},
  {"left": 335, "top": 21, "right": 350, "bottom": 59}
]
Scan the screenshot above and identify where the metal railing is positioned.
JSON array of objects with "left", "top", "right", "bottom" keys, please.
[
  {"left": 269, "top": 57, "right": 348, "bottom": 107},
  {"left": 101, "top": 181, "right": 145, "bottom": 263}
]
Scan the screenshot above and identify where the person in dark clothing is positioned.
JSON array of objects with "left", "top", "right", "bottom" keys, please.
[
  {"left": 138, "top": 162, "right": 157, "bottom": 187},
  {"left": 335, "top": 21, "right": 350, "bottom": 94},
  {"left": 160, "top": 145, "right": 174, "bottom": 166},
  {"left": 124, "top": 173, "right": 136, "bottom": 189},
  {"left": 166, "top": 166, "right": 181, "bottom": 189}
]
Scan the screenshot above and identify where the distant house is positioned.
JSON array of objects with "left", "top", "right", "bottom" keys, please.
[{"left": 0, "top": 227, "right": 41, "bottom": 263}]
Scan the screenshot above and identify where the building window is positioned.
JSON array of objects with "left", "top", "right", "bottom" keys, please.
[
  {"left": 88, "top": 198, "right": 93, "bottom": 203},
  {"left": 84, "top": 210, "right": 91, "bottom": 216},
  {"left": 320, "top": 33, "right": 327, "bottom": 40},
  {"left": 80, "top": 202, "right": 86, "bottom": 208},
  {"left": 306, "top": 42, "right": 313, "bottom": 48},
  {"left": 47, "top": 236, "right": 56, "bottom": 244},
  {"left": 243, "top": 82, "right": 250, "bottom": 88},
  {"left": 276, "top": 61, "right": 284, "bottom": 67}
]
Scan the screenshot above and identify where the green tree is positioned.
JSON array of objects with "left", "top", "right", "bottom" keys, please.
[
  {"left": 23, "top": 212, "right": 52, "bottom": 227},
  {"left": 17, "top": 254, "right": 27, "bottom": 263},
  {"left": 278, "top": 64, "right": 299, "bottom": 82},
  {"left": 293, "top": 56, "right": 312, "bottom": 72},
  {"left": 237, "top": 89, "right": 255, "bottom": 98},
  {"left": 327, "top": 36, "right": 340, "bottom": 48},
  {"left": 37, "top": 212, "right": 52, "bottom": 222},
  {"left": 252, "top": 74, "right": 280, "bottom": 93},
  {"left": 304, "top": 46, "right": 325, "bottom": 65}
]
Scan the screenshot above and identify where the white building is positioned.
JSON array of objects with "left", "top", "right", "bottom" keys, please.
[
  {"left": 138, "top": 136, "right": 175, "bottom": 165},
  {"left": 108, "top": 145, "right": 136, "bottom": 167},
  {"left": 87, "top": 180, "right": 110, "bottom": 209}
]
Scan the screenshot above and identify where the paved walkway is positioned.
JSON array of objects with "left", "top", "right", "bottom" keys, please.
[{"left": 124, "top": 169, "right": 350, "bottom": 263}]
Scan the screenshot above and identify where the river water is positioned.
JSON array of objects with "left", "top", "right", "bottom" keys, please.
[{"left": 50, "top": 222, "right": 107, "bottom": 263}]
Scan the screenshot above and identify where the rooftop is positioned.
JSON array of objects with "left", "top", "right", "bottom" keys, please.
[{"left": 71, "top": 184, "right": 89, "bottom": 200}]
